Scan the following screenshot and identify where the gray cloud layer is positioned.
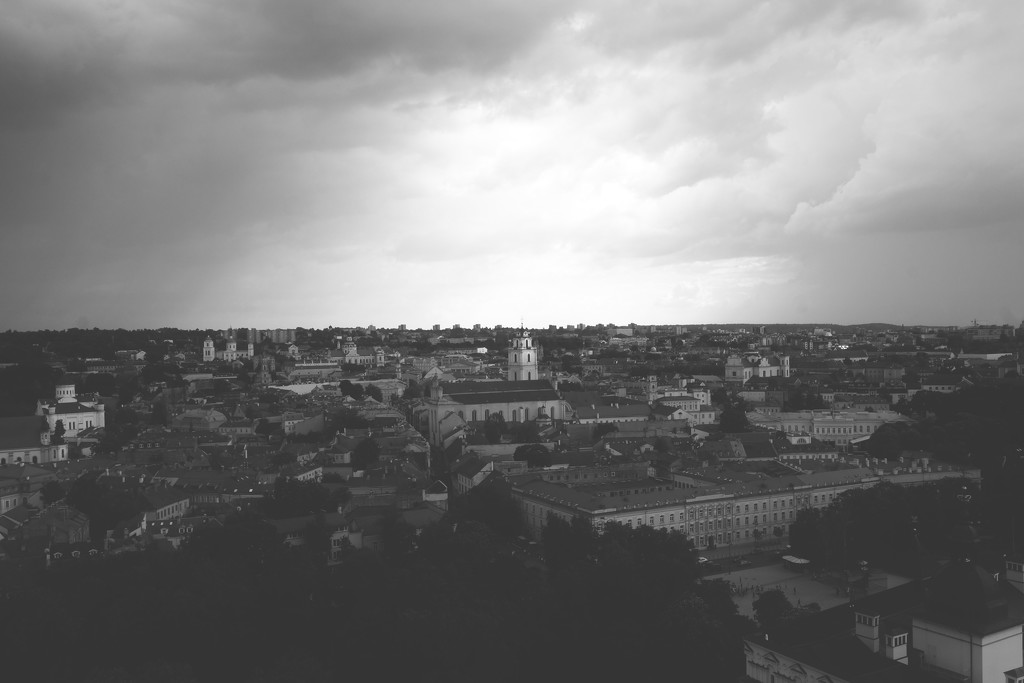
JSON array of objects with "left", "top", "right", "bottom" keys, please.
[{"left": 1, "top": 0, "right": 1021, "bottom": 329}]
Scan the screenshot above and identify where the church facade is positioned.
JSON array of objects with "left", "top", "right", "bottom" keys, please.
[
  {"left": 203, "top": 335, "right": 255, "bottom": 363},
  {"left": 424, "top": 329, "right": 566, "bottom": 447},
  {"left": 36, "top": 384, "right": 105, "bottom": 439},
  {"left": 0, "top": 416, "right": 68, "bottom": 465},
  {"left": 724, "top": 353, "right": 790, "bottom": 384}
]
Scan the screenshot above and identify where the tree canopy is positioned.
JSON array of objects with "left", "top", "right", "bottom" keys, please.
[
  {"left": 352, "top": 438, "right": 380, "bottom": 470},
  {"left": 788, "top": 478, "right": 980, "bottom": 575}
]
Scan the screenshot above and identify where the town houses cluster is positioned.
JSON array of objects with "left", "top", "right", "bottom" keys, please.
[{"left": 0, "top": 319, "right": 1022, "bottom": 680}]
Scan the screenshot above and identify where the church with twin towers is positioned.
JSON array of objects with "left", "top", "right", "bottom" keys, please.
[{"left": 425, "top": 327, "right": 567, "bottom": 447}]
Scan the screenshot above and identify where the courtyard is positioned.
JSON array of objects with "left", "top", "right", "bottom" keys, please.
[{"left": 705, "top": 561, "right": 913, "bottom": 618}]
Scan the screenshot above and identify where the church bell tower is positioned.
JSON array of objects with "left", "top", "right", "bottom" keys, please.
[{"left": 508, "top": 327, "right": 539, "bottom": 382}]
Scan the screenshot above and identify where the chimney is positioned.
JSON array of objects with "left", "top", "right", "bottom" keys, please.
[
  {"left": 1006, "top": 557, "right": 1024, "bottom": 594},
  {"left": 854, "top": 610, "right": 880, "bottom": 653},
  {"left": 883, "top": 628, "right": 908, "bottom": 664}
]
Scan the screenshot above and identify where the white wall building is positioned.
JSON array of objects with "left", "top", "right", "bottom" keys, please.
[{"left": 36, "top": 384, "right": 105, "bottom": 438}]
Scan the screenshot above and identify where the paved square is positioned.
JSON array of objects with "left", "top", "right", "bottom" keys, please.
[{"left": 706, "top": 563, "right": 912, "bottom": 618}]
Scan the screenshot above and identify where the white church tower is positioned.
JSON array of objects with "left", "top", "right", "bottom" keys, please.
[
  {"left": 508, "top": 327, "right": 539, "bottom": 382},
  {"left": 203, "top": 337, "right": 215, "bottom": 362}
]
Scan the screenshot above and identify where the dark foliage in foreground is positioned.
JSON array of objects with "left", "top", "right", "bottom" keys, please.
[{"left": 0, "top": 512, "right": 753, "bottom": 683}]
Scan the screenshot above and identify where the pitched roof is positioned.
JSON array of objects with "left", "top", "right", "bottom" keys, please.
[
  {"left": 52, "top": 402, "right": 99, "bottom": 415},
  {"left": 576, "top": 404, "right": 651, "bottom": 419},
  {"left": 268, "top": 512, "right": 348, "bottom": 535},
  {"left": 916, "top": 556, "right": 1024, "bottom": 635},
  {"left": 0, "top": 417, "right": 45, "bottom": 450},
  {"left": 452, "top": 456, "right": 490, "bottom": 478},
  {"left": 760, "top": 581, "right": 929, "bottom": 682},
  {"left": 442, "top": 380, "right": 559, "bottom": 405},
  {"left": 143, "top": 488, "right": 191, "bottom": 511},
  {"left": 652, "top": 405, "right": 684, "bottom": 417},
  {"left": 922, "top": 374, "right": 966, "bottom": 386}
]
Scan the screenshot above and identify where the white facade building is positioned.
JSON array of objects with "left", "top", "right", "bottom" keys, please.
[{"left": 36, "top": 384, "right": 105, "bottom": 438}]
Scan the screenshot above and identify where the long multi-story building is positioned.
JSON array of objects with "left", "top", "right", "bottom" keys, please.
[
  {"left": 747, "top": 409, "right": 910, "bottom": 449},
  {"left": 509, "top": 463, "right": 979, "bottom": 550}
]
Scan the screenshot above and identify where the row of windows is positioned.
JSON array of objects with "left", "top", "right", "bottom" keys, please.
[
  {"left": 856, "top": 613, "right": 879, "bottom": 626},
  {"left": 783, "top": 423, "right": 877, "bottom": 434},
  {"left": 458, "top": 406, "right": 551, "bottom": 423},
  {"left": 580, "top": 498, "right": 820, "bottom": 532},
  {"left": 886, "top": 634, "right": 907, "bottom": 647},
  {"left": 1, "top": 454, "right": 47, "bottom": 465},
  {"left": 525, "top": 489, "right": 848, "bottom": 539}
]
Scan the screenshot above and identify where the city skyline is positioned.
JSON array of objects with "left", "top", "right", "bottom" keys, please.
[{"left": 2, "top": 1, "right": 1023, "bottom": 331}]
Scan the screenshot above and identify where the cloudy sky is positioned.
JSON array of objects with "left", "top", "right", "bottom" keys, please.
[{"left": 3, "top": 0, "right": 1022, "bottom": 331}]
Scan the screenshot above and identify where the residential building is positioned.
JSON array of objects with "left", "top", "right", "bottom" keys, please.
[
  {"left": 747, "top": 410, "right": 911, "bottom": 449},
  {"left": 268, "top": 512, "right": 362, "bottom": 565},
  {"left": 142, "top": 489, "right": 192, "bottom": 523},
  {"left": 921, "top": 374, "right": 971, "bottom": 394},
  {"left": 510, "top": 465, "right": 979, "bottom": 551}
]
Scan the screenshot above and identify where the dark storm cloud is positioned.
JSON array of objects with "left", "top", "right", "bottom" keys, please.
[{"left": 0, "top": 0, "right": 574, "bottom": 96}]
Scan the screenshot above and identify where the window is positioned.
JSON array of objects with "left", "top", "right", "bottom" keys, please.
[{"left": 856, "top": 614, "right": 879, "bottom": 626}]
